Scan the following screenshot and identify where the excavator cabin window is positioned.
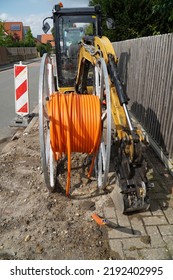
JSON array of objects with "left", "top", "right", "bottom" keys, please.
[{"left": 54, "top": 9, "right": 101, "bottom": 88}]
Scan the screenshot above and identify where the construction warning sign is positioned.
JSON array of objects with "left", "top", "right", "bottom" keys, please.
[{"left": 14, "top": 62, "right": 29, "bottom": 116}]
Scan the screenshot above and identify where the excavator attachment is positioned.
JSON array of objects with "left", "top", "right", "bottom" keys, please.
[{"left": 39, "top": 3, "right": 152, "bottom": 214}]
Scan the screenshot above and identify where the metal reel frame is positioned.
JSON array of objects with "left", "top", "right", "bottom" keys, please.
[
  {"left": 94, "top": 58, "right": 112, "bottom": 189},
  {"left": 39, "top": 53, "right": 56, "bottom": 192}
]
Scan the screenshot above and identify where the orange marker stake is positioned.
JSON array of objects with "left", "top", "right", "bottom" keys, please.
[{"left": 91, "top": 213, "right": 107, "bottom": 226}]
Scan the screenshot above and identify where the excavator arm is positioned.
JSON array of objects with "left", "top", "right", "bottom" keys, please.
[{"left": 75, "top": 35, "right": 150, "bottom": 213}]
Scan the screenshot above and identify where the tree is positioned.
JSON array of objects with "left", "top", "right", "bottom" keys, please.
[
  {"left": 89, "top": 0, "right": 173, "bottom": 41},
  {"left": 0, "top": 20, "right": 6, "bottom": 45},
  {"left": 24, "top": 28, "right": 35, "bottom": 47},
  {"left": 0, "top": 20, "right": 38, "bottom": 47},
  {"left": 4, "top": 34, "right": 14, "bottom": 47},
  {"left": 85, "top": 23, "right": 94, "bottom": 35},
  {"left": 13, "top": 32, "right": 20, "bottom": 42},
  {"left": 0, "top": 20, "right": 21, "bottom": 46},
  {"left": 152, "top": 0, "right": 173, "bottom": 33},
  {"left": 37, "top": 42, "right": 52, "bottom": 56}
]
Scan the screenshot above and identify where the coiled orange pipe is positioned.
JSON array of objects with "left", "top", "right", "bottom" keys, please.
[{"left": 47, "top": 92, "right": 102, "bottom": 196}]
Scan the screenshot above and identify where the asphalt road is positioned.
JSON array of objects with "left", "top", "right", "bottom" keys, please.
[{"left": 0, "top": 59, "right": 41, "bottom": 146}]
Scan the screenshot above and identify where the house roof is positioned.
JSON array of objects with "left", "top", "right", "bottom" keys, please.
[{"left": 40, "top": 34, "right": 55, "bottom": 47}]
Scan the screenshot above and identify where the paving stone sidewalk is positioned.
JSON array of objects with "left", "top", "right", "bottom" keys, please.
[{"left": 103, "top": 151, "right": 173, "bottom": 259}]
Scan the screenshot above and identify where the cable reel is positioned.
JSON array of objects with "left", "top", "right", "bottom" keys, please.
[
  {"left": 39, "top": 53, "right": 56, "bottom": 192},
  {"left": 39, "top": 54, "right": 112, "bottom": 195},
  {"left": 94, "top": 58, "right": 111, "bottom": 189}
]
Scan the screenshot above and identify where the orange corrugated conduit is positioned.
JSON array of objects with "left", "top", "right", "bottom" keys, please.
[{"left": 47, "top": 92, "right": 102, "bottom": 196}]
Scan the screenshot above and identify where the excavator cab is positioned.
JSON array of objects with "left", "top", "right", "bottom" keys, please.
[{"left": 51, "top": 4, "right": 102, "bottom": 89}]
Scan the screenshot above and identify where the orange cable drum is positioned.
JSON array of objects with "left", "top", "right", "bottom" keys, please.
[{"left": 47, "top": 93, "right": 102, "bottom": 196}]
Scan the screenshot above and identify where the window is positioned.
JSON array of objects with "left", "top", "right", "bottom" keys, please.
[{"left": 10, "top": 25, "right": 21, "bottom": 31}]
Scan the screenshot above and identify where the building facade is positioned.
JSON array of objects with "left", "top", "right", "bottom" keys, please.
[
  {"left": 3, "top": 22, "right": 30, "bottom": 41},
  {"left": 39, "top": 34, "right": 55, "bottom": 47}
]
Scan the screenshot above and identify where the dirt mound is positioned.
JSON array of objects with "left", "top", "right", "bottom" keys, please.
[{"left": 0, "top": 120, "right": 113, "bottom": 260}]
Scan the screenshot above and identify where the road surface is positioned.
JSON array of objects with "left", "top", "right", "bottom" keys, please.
[{"left": 0, "top": 59, "right": 41, "bottom": 149}]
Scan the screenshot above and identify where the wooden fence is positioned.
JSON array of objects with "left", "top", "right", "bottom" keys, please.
[
  {"left": 0, "top": 47, "right": 37, "bottom": 65},
  {"left": 0, "top": 46, "right": 8, "bottom": 65},
  {"left": 112, "top": 33, "right": 173, "bottom": 172}
]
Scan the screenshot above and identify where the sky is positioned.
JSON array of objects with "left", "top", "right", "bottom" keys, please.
[{"left": 0, "top": 0, "right": 90, "bottom": 37}]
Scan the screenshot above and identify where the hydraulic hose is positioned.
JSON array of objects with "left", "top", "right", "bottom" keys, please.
[{"left": 47, "top": 92, "right": 102, "bottom": 196}]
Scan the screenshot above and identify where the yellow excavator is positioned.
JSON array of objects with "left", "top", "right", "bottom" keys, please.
[{"left": 39, "top": 3, "right": 152, "bottom": 213}]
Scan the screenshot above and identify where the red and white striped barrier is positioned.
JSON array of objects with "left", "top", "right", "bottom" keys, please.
[{"left": 14, "top": 62, "right": 29, "bottom": 116}]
